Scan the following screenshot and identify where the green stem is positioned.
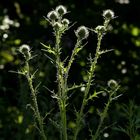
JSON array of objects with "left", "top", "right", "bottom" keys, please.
[
  {"left": 73, "top": 33, "right": 103, "bottom": 140},
  {"left": 92, "top": 86, "right": 119, "bottom": 140},
  {"left": 92, "top": 97, "right": 111, "bottom": 140},
  {"left": 25, "top": 61, "right": 47, "bottom": 140},
  {"left": 66, "top": 39, "right": 81, "bottom": 78},
  {"left": 64, "top": 39, "right": 81, "bottom": 96},
  {"left": 55, "top": 31, "right": 68, "bottom": 140},
  {"left": 61, "top": 100, "right": 67, "bottom": 140}
]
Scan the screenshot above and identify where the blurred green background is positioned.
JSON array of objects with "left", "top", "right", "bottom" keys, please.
[{"left": 0, "top": 0, "right": 140, "bottom": 140}]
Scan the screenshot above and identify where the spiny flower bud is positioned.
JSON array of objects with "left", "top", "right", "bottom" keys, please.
[
  {"left": 95, "top": 25, "right": 106, "bottom": 34},
  {"left": 47, "top": 10, "right": 58, "bottom": 21},
  {"left": 19, "top": 44, "right": 31, "bottom": 59},
  {"left": 19, "top": 44, "right": 30, "bottom": 54},
  {"left": 103, "top": 9, "right": 115, "bottom": 20},
  {"left": 53, "top": 22, "right": 62, "bottom": 31},
  {"left": 107, "top": 79, "right": 118, "bottom": 89},
  {"left": 75, "top": 26, "right": 89, "bottom": 40},
  {"left": 62, "top": 18, "right": 70, "bottom": 26},
  {"left": 56, "top": 5, "right": 67, "bottom": 16}
]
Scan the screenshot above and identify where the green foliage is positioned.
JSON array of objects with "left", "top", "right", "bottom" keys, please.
[{"left": 114, "top": 100, "right": 140, "bottom": 140}]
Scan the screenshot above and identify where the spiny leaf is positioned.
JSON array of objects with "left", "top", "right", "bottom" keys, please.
[
  {"left": 68, "top": 83, "right": 85, "bottom": 91},
  {"left": 88, "top": 90, "right": 104, "bottom": 101},
  {"left": 26, "top": 104, "right": 35, "bottom": 113},
  {"left": 49, "top": 118, "right": 61, "bottom": 130},
  {"left": 9, "top": 70, "right": 25, "bottom": 75},
  {"left": 99, "top": 49, "right": 114, "bottom": 55},
  {"left": 31, "top": 69, "right": 38, "bottom": 80},
  {"left": 112, "top": 94, "right": 123, "bottom": 100},
  {"left": 44, "top": 54, "right": 55, "bottom": 65},
  {"left": 43, "top": 86, "right": 55, "bottom": 94},
  {"left": 74, "top": 42, "right": 87, "bottom": 55},
  {"left": 114, "top": 126, "right": 128, "bottom": 135},
  {"left": 33, "top": 122, "right": 41, "bottom": 134},
  {"left": 87, "top": 53, "right": 94, "bottom": 64},
  {"left": 43, "top": 108, "right": 54, "bottom": 121},
  {"left": 41, "top": 42, "right": 56, "bottom": 55},
  {"left": 35, "top": 82, "right": 41, "bottom": 95}
]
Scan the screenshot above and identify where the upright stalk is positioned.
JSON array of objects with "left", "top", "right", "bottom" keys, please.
[
  {"left": 92, "top": 95, "right": 111, "bottom": 140},
  {"left": 92, "top": 86, "right": 119, "bottom": 140},
  {"left": 66, "top": 39, "right": 81, "bottom": 77},
  {"left": 25, "top": 61, "right": 47, "bottom": 140},
  {"left": 65, "top": 39, "right": 81, "bottom": 90},
  {"left": 55, "top": 31, "right": 68, "bottom": 140},
  {"left": 73, "top": 33, "right": 103, "bottom": 140}
]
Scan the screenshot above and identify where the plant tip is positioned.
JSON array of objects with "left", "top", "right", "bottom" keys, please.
[
  {"left": 103, "top": 9, "right": 115, "bottom": 20},
  {"left": 95, "top": 25, "right": 106, "bottom": 34},
  {"left": 56, "top": 5, "right": 67, "bottom": 16},
  {"left": 75, "top": 26, "right": 89, "bottom": 40},
  {"left": 47, "top": 10, "right": 58, "bottom": 21},
  {"left": 19, "top": 44, "right": 30, "bottom": 53},
  {"left": 62, "top": 18, "right": 70, "bottom": 26},
  {"left": 19, "top": 44, "right": 31, "bottom": 59},
  {"left": 53, "top": 22, "right": 63, "bottom": 31},
  {"left": 107, "top": 79, "right": 118, "bottom": 89}
]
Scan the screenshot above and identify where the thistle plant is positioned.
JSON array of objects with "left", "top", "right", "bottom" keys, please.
[
  {"left": 14, "top": 5, "right": 120, "bottom": 140},
  {"left": 92, "top": 80, "right": 120, "bottom": 140},
  {"left": 73, "top": 9, "right": 118, "bottom": 140},
  {"left": 42, "top": 5, "right": 90, "bottom": 140},
  {"left": 43, "top": 5, "right": 70, "bottom": 140},
  {"left": 17, "top": 44, "right": 47, "bottom": 140}
]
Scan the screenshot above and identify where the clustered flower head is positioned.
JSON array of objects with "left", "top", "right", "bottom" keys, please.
[
  {"left": 107, "top": 79, "right": 118, "bottom": 89},
  {"left": 47, "top": 5, "right": 67, "bottom": 21},
  {"left": 75, "top": 26, "right": 89, "bottom": 40},
  {"left": 19, "top": 44, "right": 31, "bottom": 59},
  {"left": 46, "top": 5, "right": 69, "bottom": 32},
  {"left": 103, "top": 9, "right": 115, "bottom": 20},
  {"left": 94, "top": 9, "right": 115, "bottom": 35}
]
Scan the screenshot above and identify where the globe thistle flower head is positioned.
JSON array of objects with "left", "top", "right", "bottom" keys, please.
[
  {"left": 62, "top": 18, "right": 70, "bottom": 26},
  {"left": 75, "top": 26, "right": 89, "bottom": 40},
  {"left": 107, "top": 79, "right": 118, "bottom": 89},
  {"left": 56, "top": 5, "right": 67, "bottom": 16},
  {"left": 19, "top": 44, "right": 30, "bottom": 53},
  {"left": 19, "top": 44, "right": 31, "bottom": 59},
  {"left": 95, "top": 25, "right": 106, "bottom": 34},
  {"left": 47, "top": 10, "right": 58, "bottom": 21},
  {"left": 103, "top": 9, "right": 115, "bottom": 20}
]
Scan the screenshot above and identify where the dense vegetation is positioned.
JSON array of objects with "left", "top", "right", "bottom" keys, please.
[{"left": 0, "top": 0, "right": 140, "bottom": 140}]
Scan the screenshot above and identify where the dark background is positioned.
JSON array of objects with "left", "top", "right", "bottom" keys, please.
[{"left": 0, "top": 0, "right": 140, "bottom": 140}]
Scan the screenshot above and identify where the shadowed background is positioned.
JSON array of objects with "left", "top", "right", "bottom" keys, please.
[{"left": 0, "top": 0, "right": 140, "bottom": 139}]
